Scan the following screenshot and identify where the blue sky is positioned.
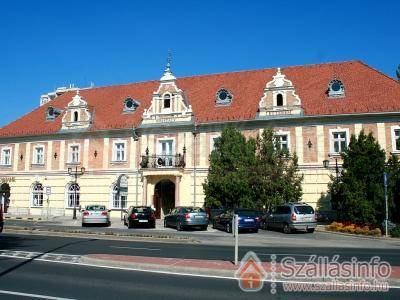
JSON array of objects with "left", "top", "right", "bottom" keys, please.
[{"left": 0, "top": 0, "right": 399, "bottom": 127}]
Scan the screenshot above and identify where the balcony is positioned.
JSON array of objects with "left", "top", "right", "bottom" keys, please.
[{"left": 140, "top": 154, "right": 185, "bottom": 169}]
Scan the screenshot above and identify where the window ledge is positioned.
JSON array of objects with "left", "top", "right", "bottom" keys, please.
[
  {"left": 110, "top": 160, "right": 127, "bottom": 164},
  {"left": 0, "top": 164, "right": 12, "bottom": 167},
  {"left": 31, "top": 163, "right": 45, "bottom": 167},
  {"left": 328, "top": 152, "right": 342, "bottom": 157},
  {"left": 66, "top": 162, "right": 81, "bottom": 166}
]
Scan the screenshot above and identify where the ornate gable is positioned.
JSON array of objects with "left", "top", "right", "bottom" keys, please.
[
  {"left": 258, "top": 68, "right": 303, "bottom": 118},
  {"left": 142, "top": 62, "right": 193, "bottom": 125},
  {"left": 61, "top": 90, "right": 92, "bottom": 131}
]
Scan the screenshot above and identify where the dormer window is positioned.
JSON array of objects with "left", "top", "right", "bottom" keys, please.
[
  {"left": 328, "top": 79, "right": 345, "bottom": 98},
  {"left": 276, "top": 94, "right": 283, "bottom": 107},
  {"left": 73, "top": 111, "right": 79, "bottom": 122},
  {"left": 163, "top": 94, "right": 171, "bottom": 109},
  {"left": 123, "top": 97, "right": 140, "bottom": 113},
  {"left": 46, "top": 106, "right": 61, "bottom": 120},
  {"left": 216, "top": 89, "right": 233, "bottom": 106}
]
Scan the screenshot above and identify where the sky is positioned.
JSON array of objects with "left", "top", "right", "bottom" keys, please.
[{"left": 0, "top": 0, "right": 399, "bottom": 127}]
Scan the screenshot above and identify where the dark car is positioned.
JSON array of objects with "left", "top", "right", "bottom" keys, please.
[
  {"left": 212, "top": 208, "right": 260, "bottom": 233},
  {"left": 124, "top": 206, "right": 156, "bottom": 229},
  {"left": 205, "top": 207, "right": 226, "bottom": 224},
  {"left": 164, "top": 206, "right": 208, "bottom": 231}
]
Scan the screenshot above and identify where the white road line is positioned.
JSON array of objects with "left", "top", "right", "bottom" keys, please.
[
  {"left": 0, "top": 289, "right": 76, "bottom": 300},
  {"left": 109, "top": 246, "right": 161, "bottom": 251},
  {"left": 256, "top": 253, "right": 312, "bottom": 257}
]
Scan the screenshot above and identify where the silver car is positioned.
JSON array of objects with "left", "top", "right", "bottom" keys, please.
[
  {"left": 164, "top": 206, "right": 208, "bottom": 231},
  {"left": 262, "top": 202, "right": 316, "bottom": 233},
  {"left": 82, "top": 205, "right": 111, "bottom": 227}
]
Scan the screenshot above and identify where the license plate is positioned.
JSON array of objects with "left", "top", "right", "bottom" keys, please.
[
  {"left": 195, "top": 216, "right": 203, "bottom": 219},
  {"left": 244, "top": 219, "right": 253, "bottom": 222},
  {"left": 139, "top": 220, "right": 148, "bottom": 223}
]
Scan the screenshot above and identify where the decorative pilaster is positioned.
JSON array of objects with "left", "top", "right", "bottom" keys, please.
[
  {"left": 142, "top": 176, "right": 148, "bottom": 205},
  {"left": 175, "top": 176, "right": 181, "bottom": 207}
]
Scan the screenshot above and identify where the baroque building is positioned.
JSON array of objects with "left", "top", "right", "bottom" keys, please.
[{"left": 0, "top": 60, "right": 400, "bottom": 218}]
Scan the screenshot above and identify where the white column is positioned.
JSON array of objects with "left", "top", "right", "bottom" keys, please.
[
  {"left": 142, "top": 176, "right": 147, "bottom": 205},
  {"left": 295, "top": 127, "right": 303, "bottom": 164},
  {"left": 354, "top": 123, "right": 363, "bottom": 137},
  {"left": 25, "top": 142, "right": 31, "bottom": 171},
  {"left": 83, "top": 138, "right": 89, "bottom": 168},
  {"left": 316, "top": 125, "right": 325, "bottom": 163},
  {"left": 129, "top": 137, "right": 136, "bottom": 169},
  {"left": 199, "top": 132, "right": 206, "bottom": 167},
  {"left": 46, "top": 141, "right": 52, "bottom": 171},
  {"left": 377, "top": 123, "right": 387, "bottom": 152},
  {"left": 13, "top": 143, "right": 19, "bottom": 172},
  {"left": 102, "top": 138, "right": 109, "bottom": 169},
  {"left": 175, "top": 176, "right": 181, "bottom": 207},
  {"left": 60, "top": 140, "right": 66, "bottom": 170},
  {"left": 148, "top": 134, "right": 155, "bottom": 155}
]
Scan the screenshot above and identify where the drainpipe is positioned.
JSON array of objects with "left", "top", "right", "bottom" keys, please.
[{"left": 192, "top": 126, "right": 198, "bottom": 207}]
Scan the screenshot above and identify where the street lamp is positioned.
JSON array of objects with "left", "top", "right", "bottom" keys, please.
[
  {"left": 68, "top": 166, "right": 85, "bottom": 220},
  {"left": 323, "top": 154, "right": 339, "bottom": 179}
]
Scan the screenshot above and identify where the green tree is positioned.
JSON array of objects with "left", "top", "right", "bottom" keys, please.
[
  {"left": 254, "top": 128, "right": 303, "bottom": 211},
  {"left": 329, "top": 130, "right": 386, "bottom": 224},
  {"left": 203, "top": 126, "right": 257, "bottom": 208},
  {"left": 386, "top": 154, "right": 400, "bottom": 223}
]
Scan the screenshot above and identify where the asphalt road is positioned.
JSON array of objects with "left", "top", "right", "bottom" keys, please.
[
  {"left": 0, "top": 257, "right": 398, "bottom": 300},
  {"left": 1, "top": 232, "right": 400, "bottom": 265}
]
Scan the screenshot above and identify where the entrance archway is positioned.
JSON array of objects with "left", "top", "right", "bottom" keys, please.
[{"left": 154, "top": 180, "right": 175, "bottom": 219}]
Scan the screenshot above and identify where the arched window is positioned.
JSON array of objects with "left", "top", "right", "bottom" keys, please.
[
  {"left": 276, "top": 94, "right": 283, "bottom": 106},
  {"left": 73, "top": 111, "right": 79, "bottom": 122},
  {"left": 67, "top": 183, "right": 80, "bottom": 208},
  {"left": 216, "top": 89, "right": 233, "bottom": 105},
  {"left": 327, "top": 79, "right": 345, "bottom": 98},
  {"left": 31, "top": 183, "right": 43, "bottom": 207},
  {"left": 163, "top": 94, "right": 171, "bottom": 109},
  {"left": 111, "top": 185, "right": 127, "bottom": 209}
]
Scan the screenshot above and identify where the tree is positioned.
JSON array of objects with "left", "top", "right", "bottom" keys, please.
[
  {"left": 329, "top": 130, "right": 386, "bottom": 224},
  {"left": 203, "top": 126, "right": 257, "bottom": 208},
  {"left": 386, "top": 154, "right": 400, "bottom": 223},
  {"left": 253, "top": 128, "right": 303, "bottom": 211}
]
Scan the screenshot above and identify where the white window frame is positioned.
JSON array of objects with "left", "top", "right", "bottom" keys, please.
[
  {"left": 157, "top": 138, "right": 175, "bottom": 167},
  {"left": 112, "top": 140, "right": 127, "bottom": 162},
  {"left": 274, "top": 131, "right": 291, "bottom": 152},
  {"left": 33, "top": 145, "right": 45, "bottom": 165},
  {"left": 329, "top": 128, "right": 350, "bottom": 155},
  {"left": 1, "top": 147, "right": 12, "bottom": 166},
  {"left": 273, "top": 91, "right": 287, "bottom": 108},
  {"left": 68, "top": 144, "right": 80, "bottom": 164},
  {"left": 110, "top": 184, "right": 128, "bottom": 210},
  {"left": 30, "top": 182, "right": 44, "bottom": 207},
  {"left": 66, "top": 183, "right": 80, "bottom": 208},
  {"left": 391, "top": 125, "right": 400, "bottom": 153}
]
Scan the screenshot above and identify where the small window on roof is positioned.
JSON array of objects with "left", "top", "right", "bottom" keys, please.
[
  {"left": 216, "top": 89, "right": 233, "bottom": 106},
  {"left": 46, "top": 106, "right": 61, "bottom": 120},
  {"left": 327, "top": 79, "right": 345, "bottom": 98},
  {"left": 276, "top": 93, "right": 283, "bottom": 106},
  {"left": 123, "top": 97, "right": 140, "bottom": 113}
]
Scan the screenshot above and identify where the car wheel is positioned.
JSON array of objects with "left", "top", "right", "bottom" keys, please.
[
  {"left": 226, "top": 222, "right": 232, "bottom": 233},
  {"left": 283, "top": 223, "right": 291, "bottom": 234},
  {"left": 201, "top": 225, "right": 208, "bottom": 231},
  {"left": 164, "top": 219, "right": 168, "bottom": 228},
  {"left": 307, "top": 228, "right": 315, "bottom": 233},
  {"left": 254, "top": 228, "right": 259, "bottom": 233},
  {"left": 127, "top": 221, "right": 133, "bottom": 229},
  {"left": 151, "top": 222, "right": 156, "bottom": 229},
  {"left": 212, "top": 220, "right": 216, "bottom": 229},
  {"left": 177, "top": 221, "right": 183, "bottom": 231}
]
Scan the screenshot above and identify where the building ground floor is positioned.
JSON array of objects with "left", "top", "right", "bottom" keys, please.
[{"left": 2, "top": 165, "right": 332, "bottom": 219}]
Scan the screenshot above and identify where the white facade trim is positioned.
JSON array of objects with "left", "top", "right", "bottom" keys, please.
[
  {"left": 0, "top": 146, "right": 12, "bottom": 166},
  {"left": 390, "top": 125, "right": 400, "bottom": 153}
]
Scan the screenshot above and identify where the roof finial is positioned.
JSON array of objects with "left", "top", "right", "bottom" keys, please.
[
  {"left": 76, "top": 89, "right": 80, "bottom": 96},
  {"left": 160, "top": 50, "right": 176, "bottom": 81},
  {"left": 165, "top": 50, "right": 172, "bottom": 72}
]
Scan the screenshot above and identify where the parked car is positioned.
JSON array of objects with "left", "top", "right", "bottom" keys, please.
[
  {"left": 212, "top": 208, "right": 260, "bottom": 233},
  {"left": 124, "top": 206, "right": 156, "bottom": 228},
  {"left": 82, "top": 205, "right": 111, "bottom": 227},
  {"left": 261, "top": 202, "right": 316, "bottom": 233},
  {"left": 205, "top": 207, "right": 226, "bottom": 224},
  {"left": 164, "top": 206, "right": 208, "bottom": 231}
]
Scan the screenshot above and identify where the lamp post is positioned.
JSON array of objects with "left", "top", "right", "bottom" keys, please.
[
  {"left": 68, "top": 166, "right": 85, "bottom": 220},
  {"left": 323, "top": 154, "right": 339, "bottom": 179}
]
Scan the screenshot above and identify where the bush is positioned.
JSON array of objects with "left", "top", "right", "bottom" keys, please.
[
  {"left": 370, "top": 228, "right": 382, "bottom": 236},
  {"left": 327, "top": 221, "right": 343, "bottom": 231},
  {"left": 343, "top": 224, "right": 356, "bottom": 233},
  {"left": 390, "top": 225, "right": 400, "bottom": 238}
]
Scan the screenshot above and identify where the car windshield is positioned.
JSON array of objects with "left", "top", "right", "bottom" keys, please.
[
  {"left": 295, "top": 206, "right": 314, "bottom": 214},
  {"left": 86, "top": 205, "right": 106, "bottom": 211},
  {"left": 234, "top": 209, "right": 257, "bottom": 216},
  {"left": 182, "top": 207, "right": 205, "bottom": 213},
  {"left": 132, "top": 207, "right": 152, "bottom": 213}
]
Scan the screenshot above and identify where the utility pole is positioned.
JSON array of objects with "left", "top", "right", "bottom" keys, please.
[{"left": 384, "top": 172, "right": 389, "bottom": 237}]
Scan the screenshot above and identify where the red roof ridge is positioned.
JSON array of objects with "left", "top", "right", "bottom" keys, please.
[{"left": 356, "top": 60, "right": 400, "bottom": 84}]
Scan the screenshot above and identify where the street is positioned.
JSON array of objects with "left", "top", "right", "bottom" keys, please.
[{"left": 0, "top": 232, "right": 400, "bottom": 299}]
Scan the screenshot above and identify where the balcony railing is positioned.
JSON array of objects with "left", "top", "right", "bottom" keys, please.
[{"left": 140, "top": 154, "right": 185, "bottom": 169}]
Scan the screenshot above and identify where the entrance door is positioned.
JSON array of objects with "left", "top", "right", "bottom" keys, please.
[{"left": 154, "top": 180, "right": 175, "bottom": 219}]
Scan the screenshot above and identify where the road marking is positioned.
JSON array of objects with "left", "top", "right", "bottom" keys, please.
[
  {"left": 109, "top": 246, "right": 161, "bottom": 251},
  {"left": 0, "top": 289, "right": 76, "bottom": 300},
  {"left": 256, "top": 253, "right": 312, "bottom": 258}
]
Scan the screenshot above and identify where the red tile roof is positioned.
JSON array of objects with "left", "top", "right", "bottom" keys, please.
[{"left": 0, "top": 60, "right": 399, "bottom": 138}]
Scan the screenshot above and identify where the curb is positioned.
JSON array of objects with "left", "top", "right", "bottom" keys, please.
[
  {"left": 3, "top": 226, "right": 199, "bottom": 244},
  {"left": 5, "top": 216, "right": 42, "bottom": 221},
  {"left": 317, "top": 228, "right": 393, "bottom": 240}
]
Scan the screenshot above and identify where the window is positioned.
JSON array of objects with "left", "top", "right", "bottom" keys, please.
[
  {"left": 111, "top": 185, "right": 127, "bottom": 209},
  {"left": 157, "top": 139, "right": 174, "bottom": 167},
  {"left": 331, "top": 131, "right": 347, "bottom": 153},
  {"left": 67, "top": 183, "right": 80, "bottom": 208},
  {"left": 33, "top": 146, "right": 44, "bottom": 165},
  {"left": 163, "top": 94, "right": 171, "bottom": 109},
  {"left": 391, "top": 127, "right": 400, "bottom": 152},
  {"left": 1, "top": 147, "right": 11, "bottom": 166},
  {"left": 275, "top": 134, "right": 289, "bottom": 151},
  {"left": 276, "top": 94, "right": 283, "bottom": 106},
  {"left": 327, "top": 79, "right": 345, "bottom": 98},
  {"left": 123, "top": 97, "right": 140, "bottom": 112},
  {"left": 31, "top": 183, "right": 43, "bottom": 207},
  {"left": 46, "top": 106, "right": 61, "bottom": 120},
  {"left": 216, "top": 89, "right": 233, "bottom": 105},
  {"left": 113, "top": 142, "right": 126, "bottom": 162},
  {"left": 210, "top": 135, "right": 221, "bottom": 152},
  {"left": 73, "top": 111, "right": 79, "bottom": 122},
  {"left": 69, "top": 145, "right": 80, "bottom": 163}
]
